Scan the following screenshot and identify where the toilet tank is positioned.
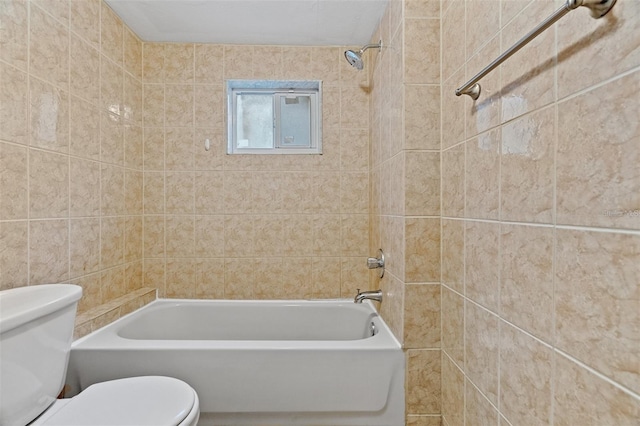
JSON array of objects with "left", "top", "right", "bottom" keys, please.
[{"left": 0, "top": 284, "right": 82, "bottom": 426}]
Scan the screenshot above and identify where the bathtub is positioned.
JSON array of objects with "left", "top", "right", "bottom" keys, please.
[{"left": 66, "top": 299, "right": 405, "bottom": 425}]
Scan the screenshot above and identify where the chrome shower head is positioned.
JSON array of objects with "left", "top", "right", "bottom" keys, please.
[
  {"left": 344, "top": 41, "right": 382, "bottom": 70},
  {"left": 344, "top": 49, "right": 364, "bottom": 70}
]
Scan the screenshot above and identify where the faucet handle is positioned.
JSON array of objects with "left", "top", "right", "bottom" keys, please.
[{"left": 366, "top": 249, "right": 385, "bottom": 278}]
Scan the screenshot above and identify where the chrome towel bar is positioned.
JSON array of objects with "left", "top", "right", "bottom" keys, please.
[{"left": 455, "top": 0, "right": 617, "bottom": 100}]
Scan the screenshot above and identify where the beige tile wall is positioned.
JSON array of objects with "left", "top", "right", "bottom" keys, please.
[
  {"left": 369, "top": 0, "right": 443, "bottom": 422},
  {"left": 140, "top": 42, "right": 372, "bottom": 299},
  {"left": 441, "top": 0, "right": 640, "bottom": 425},
  {"left": 0, "top": 0, "right": 153, "bottom": 337}
]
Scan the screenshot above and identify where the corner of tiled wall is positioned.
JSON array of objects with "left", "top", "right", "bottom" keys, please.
[{"left": 370, "top": 0, "right": 444, "bottom": 423}]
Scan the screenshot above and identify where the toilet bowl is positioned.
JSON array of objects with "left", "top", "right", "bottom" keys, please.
[{"left": 0, "top": 284, "right": 200, "bottom": 426}]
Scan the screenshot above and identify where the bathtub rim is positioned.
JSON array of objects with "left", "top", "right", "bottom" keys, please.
[{"left": 72, "top": 298, "right": 402, "bottom": 351}]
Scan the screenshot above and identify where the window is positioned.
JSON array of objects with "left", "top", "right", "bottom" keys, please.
[{"left": 227, "top": 80, "right": 322, "bottom": 154}]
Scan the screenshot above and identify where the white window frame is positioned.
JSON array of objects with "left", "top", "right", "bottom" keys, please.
[{"left": 227, "top": 80, "right": 322, "bottom": 155}]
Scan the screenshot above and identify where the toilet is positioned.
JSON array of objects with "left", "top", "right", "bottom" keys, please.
[{"left": 0, "top": 284, "right": 200, "bottom": 426}]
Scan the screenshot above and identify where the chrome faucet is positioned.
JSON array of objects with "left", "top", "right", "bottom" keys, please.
[
  {"left": 354, "top": 288, "right": 383, "bottom": 304},
  {"left": 367, "top": 249, "right": 385, "bottom": 278}
]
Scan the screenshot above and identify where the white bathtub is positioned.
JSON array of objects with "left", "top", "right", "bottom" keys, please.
[{"left": 66, "top": 299, "right": 405, "bottom": 425}]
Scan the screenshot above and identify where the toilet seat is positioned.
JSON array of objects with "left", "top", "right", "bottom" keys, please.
[{"left": 32, "top": 376, "right": 199, "bottom": 426}]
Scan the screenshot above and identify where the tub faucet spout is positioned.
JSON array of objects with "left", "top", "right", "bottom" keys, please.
[{"left": 354, "top": 289, "right": 383, "bottom": 304}]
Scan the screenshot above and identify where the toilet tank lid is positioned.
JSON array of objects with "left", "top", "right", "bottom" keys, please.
[
  {"left": 0, "top": 284, "right": 82, "bottom": 334},
  {"left": 43, "top": 376, "right": 197, "bottom": 426}
]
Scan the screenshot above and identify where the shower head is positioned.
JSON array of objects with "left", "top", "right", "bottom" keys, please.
[
  {"left": 344, "top": 49, "right": 364, "bottom": 70},
  {"left": 344, "top": 41, "right": 382, "bottom": 70}
]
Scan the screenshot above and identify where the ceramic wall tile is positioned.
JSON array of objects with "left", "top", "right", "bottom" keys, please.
[
  {"left": 29, "top": 77, "right": 69, "bottom": 153},
  {"left": 1, "top": 0, "right": 29, "bottom": 70},
  {"left": 70, "top": 218, "right": 101, "bottom": 279},
  {"left": 442, "top": 285, "right": 464, "bottom": 367},
  {"left": 70, "top": 34, "right": 100, "bottom": 106},
  {"left": 164, "top": 44, "right": 194, "bottom": 84},
  {"left": 29, "top": 149, "right": 69, "bottom": 219},
  {"left": 404, "top": 217, "right": 440, "bottom": 283},
  {"left": 29, "top": 4, "right": 69, "bottom": 89},
  {"left": 465, "top": 221, "right": 499, "bottom": 311},
  {"left": 555, "top": 229, "right": 640, "bottom": 394},
  {"left": 556, "top": 72, "right": 640, "bottom": 230},
  {"left": 404, "top": 284, "right": 440, "bottom": 348},
  {"left": 29, "top": 219, "right": 69, "bottom": 285},
  {"left": 0, "top": 63, "right": 29, "bottom": 145},
  {"left": 100, "top": 2, "right": 123, "bottom": 66},
  {"left": 557, "top": 0, "right": 640, "bottom": 99},
  {"left": 501, "top": 223, "right": 554, "bottom": 339},
  {"left": 465, "top": 301, "right": 499, "bottom": 405},
  {"left": 194, "top": 44, "right": 223, "bottom": 84},
  {"left": 465, "top": 379, "right": 499, "bottom": 426},
  {"left": 500, "top": 322, "right": 553, "bottom": 425},
  {"left": 501, "top": 106, "right": 555, "bottom": 223},
  {"left": 0, "top": 142, "right": 28, "bottom": 220},
  {"left": 500, "top": 0, "right": 556, "bottom": 123},
  {"left": 404, "top": 18, "right": 440, "bottom": 84},
  {"left": 554, "top": 354, "right": 640, "bottom": 425},
  {"left": 406, "top": 350, "right": 441, "bottom": 414},
  {"left": 405, "top": 151, "right": 440, "bottom": 216},
  {"left": 70, "top": 157, "right": 100, "bottom": 217},
  {"left": 465, "top": 129, "right": 500, "bottom": 220},
  {"left": 69, "top": 96, "right": 100, "bottom": 160},
  {"left": 441, "top": 354, "right": 464, "bottom": 426},
  {"left": 404, "top": 85, "right": 440, "bottom": 150},
  {"left": 0, "top": 221, "right": 28, "bottom": 290}
]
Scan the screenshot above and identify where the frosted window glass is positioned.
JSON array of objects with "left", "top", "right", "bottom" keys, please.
[
  {"left": 236, "top": 94, "right": 273, "bottom": 149},
  {"left": 279, "top": 96, "right": 311, "bottom": 148}
]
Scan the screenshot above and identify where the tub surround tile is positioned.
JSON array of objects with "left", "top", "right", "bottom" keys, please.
[
  {"left": 441, "top": 354, "right": 464, "bottom": 426},
  {"left": 163, "top": 44, "right": 194, "bottom": 84},
  {"left": 500, "top": 224, "right": 554, "bottom": 342},
  {"left": 29, "top": 4, "right": 69, "bottom": 90},
  {"left": 465, "top": 36, "right": 501, "bottom": 140},
  {"left": 466, "top": 378, "right": 499, "bottom": 426},
  {"left": 166, "top": 259, "right": 196, "bottom": 298},
  {"left": 29, "top": 150, "right": 69, "bottom": 219},
  {"left": 554, "top": 353, "right": 640, "bottom": 425},
  {"left": 0, "top": 142, "right": 28, "bottom": 220},
  {"left": 73, "top": 287, "right": 157, "bottom": 339},
  {"left": 465, "top": 221, "right": 499, "bottom": 312},
  {"left": 0, "top": 0, "right": 29, "bottom": 70},
  {"left": 557, "top": 0, "right": 640, "bottom": 99},
  {"left": 404, "top": 218, "right": 440, "bottom": 283},
  {"left": 500, "top": 322, "right": 553, "bottom": 426},
  {"left": 0, "top": 63, "right": 29, "bottom": 146},
  {"left": 29, "top": 219, "right": 69, "bottom": 285},
  {"left": 556, "top": 72, "right": 640, "bottom": 230},
  {"left": 555, "top": 229, "right": 640, "bottom": 394},
  {"left": 101, "top": 2, "right": 124, "bottom": 66},
  {"left": 441, "top": 219, "right": 464, "bottom": 294},
  {"left": 404, "top": 284, "right": 441, "bottom": 348},
  {"left": 0, "top": 221, "right": 29, "bottom": 290},
  {"left": 500, "top": 106, "right": 555, "bottom": 223},
  {"left": 442, "top": 144, "right": 465, "bottom": 218},
  {"left": 406, "top": 349, "right": 441, "bottom": 414},
  {"left": 442, "top": 285, "right": 464, "bottom": 368},
  {"left": 465, "top": 129, "right": 500, "bottom": 220},
  {"left": 465, "top": 301, "right": 499, "bottom": 405},
  {"left": 29, "top": 77, "right": 70, "bottom": 153},
  {"left": 195, "top": 44, "right": 224, "bottom": 84},
  {"left": 70, "top": 218, "right": 101, "bottom": 279},
  {"left": 500, "top": 0, "right": 556, "bottom": 123}
]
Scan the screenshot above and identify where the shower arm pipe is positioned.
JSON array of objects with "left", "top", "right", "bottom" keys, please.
[
  {"left": 455, "top": 0, "right": 617, "bottom": 100},
  {"left": 359, "top": 43, "right": 382, "bottom": 53}
]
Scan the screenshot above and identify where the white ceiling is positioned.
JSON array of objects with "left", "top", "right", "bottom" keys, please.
[{"left": 105, "top": 0, "right": 389, "bottom": 46}]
